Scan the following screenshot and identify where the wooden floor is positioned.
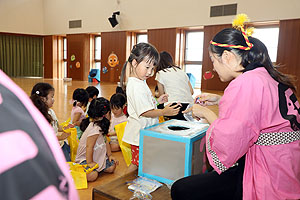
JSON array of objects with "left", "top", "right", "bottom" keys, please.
[
  {"left": 11, "top": 77, "right": 125, "bottom": 200},
  {"left": 11, "top": 77, "right": 220, "bottom": 200}
]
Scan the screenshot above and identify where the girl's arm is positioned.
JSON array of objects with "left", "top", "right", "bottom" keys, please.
[
  {"left": 72, "top": 112, "right": 82, "bottom": 126},
  {"left": 56, "top": 121, "right": 70, "bottom": 141},
  {"left": 141, "top": 109, "right": 164, "bottom": 118},
  {"left": 56, "top": 131, "right": 70, "bottom": 141},
  {"left": 86, "top": 134, "right": 99, "bottom": 165},
  {"left": 157, "top": 82, "right": 165, "bottom": 97},
  {"left": 106, "top": 140, "right": 119, "bottom": 164},
  {"left": 58, "top": 123, "right": 65, "bottom": 132},
  {"left": 106, "top": 139, "right": 112, "bottom": 157},
  {"left": 141, "top": 103, "right": 180, "bottom": 118}
]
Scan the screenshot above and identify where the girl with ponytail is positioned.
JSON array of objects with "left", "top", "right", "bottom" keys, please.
[
  {"left": 75, "top": 97, "right": 118, "bottom": 182},
  {"left": 122, "top": 42, "right": 180, "bottom": 173}
]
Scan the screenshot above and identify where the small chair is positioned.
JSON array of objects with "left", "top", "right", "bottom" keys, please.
[{"left": 88, "top": 69, "right": 100, "bottom": 82}]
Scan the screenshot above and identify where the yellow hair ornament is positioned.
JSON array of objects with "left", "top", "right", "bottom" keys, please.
[
  {"left": 232, "top": 13, "right": 249, "bottom": 30},
  {"left": 246, "top": 27, "right": 255, "bottom": 36},
  {"left": 210, "top": 13, "right": 254, "bottom": 50}
]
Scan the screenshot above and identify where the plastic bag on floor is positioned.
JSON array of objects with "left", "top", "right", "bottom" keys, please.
[{"left": 67, "top": 162, "right": 99, "bottom": 189}]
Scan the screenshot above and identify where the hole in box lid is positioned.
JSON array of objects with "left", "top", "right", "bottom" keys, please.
[{"left": 168, "top": 126, "right": 190, "bottom": 131}]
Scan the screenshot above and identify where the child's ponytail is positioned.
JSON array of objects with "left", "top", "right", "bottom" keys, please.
[
  {"left": 30, "top": 83, "right": 54, "bottom": 123},
  {"left": 94, "top": 117, "right": 110, "bottom": 135},
  {"left": 127, "top": 43, "right": 159, "bottom": 68}
]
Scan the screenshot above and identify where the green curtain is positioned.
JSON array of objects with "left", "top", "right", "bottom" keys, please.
[{"left": 0, "top": 34, "right": 43, "bottom": 77}]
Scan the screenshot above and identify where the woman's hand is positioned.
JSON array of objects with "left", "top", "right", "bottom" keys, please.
[
  {"left": 194, "top": 93, "right": 221, "bottom": 106},
  {"left": 182, "top": 104, "right": 217, "bottom": 124},
  {"left": 157, "top": 94, "right": 168, "bottom": 104},
  {"left": 162, "top": 103, "right": 181, "bottom": 116},
  {"left": 182, "top": 104, "right": 206, "bottom": 118}
]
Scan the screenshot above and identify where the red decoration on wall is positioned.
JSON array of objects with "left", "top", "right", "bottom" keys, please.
[{"left": 203, "top": 71, "right": 214, "bottom": 80}]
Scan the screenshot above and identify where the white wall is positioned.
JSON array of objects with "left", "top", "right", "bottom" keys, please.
[
  {"left": 43, "top": 0, "right": 300, "bottom": 35},
  {"left": 0, "top": 0, "right": 44, "bottom": 35},
  {"left": 1, "top": 0, "right": 300, "bottom": 35}
]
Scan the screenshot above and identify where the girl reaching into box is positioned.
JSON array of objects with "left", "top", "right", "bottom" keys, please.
[{"left": 122, "top": 43, "right": 181, "bottom": 173}]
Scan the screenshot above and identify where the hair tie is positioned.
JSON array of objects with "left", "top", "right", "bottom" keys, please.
[
  {"left": 210, "top": 13, "right": 254, "bottom": 51},
  {"left": 36, "top": 91, "right": 40, "bottom": 95}
]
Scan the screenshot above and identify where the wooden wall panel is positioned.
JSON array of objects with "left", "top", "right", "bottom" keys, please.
[
  {"left": 57, "top": 36, "right": 64, "bottom": 79},
  {"left": 52, "top": 36, "right": 58, "bottom": 78},
  {"left": 147, "top": 28, "right": 179, "bottom": 86},
  {"left": 202, "top": 24, "right": 231, "bottom": 91},
  {"left": 101, "top": 31, "right": 128, "bottom": 83},
  {"left": 277, "top": 19, "right": 300, "bottom": 95},
  {"left": 44, "top": 35, "right": 58, "bottom": 78},
  {"left": 66, "top": 34, "right": 90, "bottom": 81}
]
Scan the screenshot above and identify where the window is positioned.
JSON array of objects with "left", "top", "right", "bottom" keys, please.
[
  {"left": 252, "top": 27, "right": 279, "bottom": 62},
  {"left": 136, "top": 33, "right": 148, "bottom": 44},
  {"left": 184, "top": 31, "right": 204, "bottom": 88},
  {"left": 63, "top": 37, "right": 67, "bottom": 78},
  {"left": 95, "top": 36, "right": 101, "bottom": 70}
]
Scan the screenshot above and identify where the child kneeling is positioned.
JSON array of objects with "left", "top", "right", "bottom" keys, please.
[{"left": 75, "top": 97, "right": 118, "bottom": 182}]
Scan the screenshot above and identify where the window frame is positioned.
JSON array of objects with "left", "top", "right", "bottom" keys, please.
[
  {"left": 63, "top": 37, "right": 67, "bottom": 62},
  {"left": 183, "top": 29, "right": 204, "bottom": 88},
  {"left": 94, "top": 35, "right": 101, "bottom": 70},
  {"left": 249, "top": 23, "right": 280, "bottom": 63},
  {"left": 184, "top": 29, "right": 204, "bottom": 66},
  {"left": 136, "top": 32, "right": 148, "bottom": 44},
  {"left": 63, "top": 37, "right": 67, "bottom": 78}
]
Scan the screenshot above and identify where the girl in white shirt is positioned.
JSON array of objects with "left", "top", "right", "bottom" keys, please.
[
  {"left": 155, "top": 51, "right": 194, "bottom": 120},
  {"left": 122, "top": 43, "right": 181, "bottom": 172}
]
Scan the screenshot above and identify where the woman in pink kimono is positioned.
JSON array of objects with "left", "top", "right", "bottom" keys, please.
[{"left": 171, "top": 26, "right": 300, "bottom": 199}]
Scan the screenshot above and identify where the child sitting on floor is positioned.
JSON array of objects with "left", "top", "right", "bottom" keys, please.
[
  {"left": 70, "top": 88, "right": 89, "bottom": 139},
  {"left": 30, "top": 82, "right": 71, "bottom": 161},
  {"left": 108, "top": 93, "right": 128, "bottom": 152},
  {"left": 85, "top": 86, "right": 99, "bottom": 115},
  {"left": 75, "top": 97, "right": 118, "bottom": 182}
]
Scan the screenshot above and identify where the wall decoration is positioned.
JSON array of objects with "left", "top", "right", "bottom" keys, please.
[
  {"left": 75, "top": 62, "right": 80, "bottom": 68},
  {"left": 203, "top": 71, "right": 214, "bottom": 80},
  {"left": 102, "top": 66, "right": 108, "bottom": 74},
  {"left": 107, "top": 52, "right": 119, "bottom": 67},
  {"left": 71, "top": 54, "right": 76, "bottom": 61}
]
